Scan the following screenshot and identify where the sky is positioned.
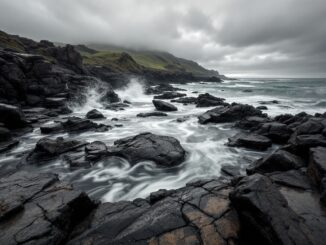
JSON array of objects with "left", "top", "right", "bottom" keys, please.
[{"left": 0, "top": 0, "right": 326, "bottom": 78}]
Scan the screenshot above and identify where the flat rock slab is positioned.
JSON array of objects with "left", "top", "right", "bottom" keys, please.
[
  {"left": 0, "top": 171, "right": 96, "bottom": 244},
  {"left": 68, "top": 179, "right": 240, "bottom": 245},
  {"left": 227, "top": 133, "right": 272, "bottom": 151},
  {"left": 137, "top": 112, "right": 168, "bottom": 117},
  {"left": 111, "top": 132, "right": 186, "bottom": 166}
]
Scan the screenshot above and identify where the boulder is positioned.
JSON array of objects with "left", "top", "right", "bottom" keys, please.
[
  {"left": 227, "top": 133, "right": 272, "bottom": 151},
  {"left": 62, "top": 117, "right": 109, "bottom": 132},
  {"left": 288, "top": 134, "right": 326, "bottom": 157},
  {"left": 27, "top": 137, "right": 88, "bottom": 163},
  {"left": 295, "top": 119, "right": 324, "bottom": 135},
  {"left": 154, "top": 91, "right": 186, "bottom": 99},
  {"left": 230, "top": 174, "right": 316, "bottom": 245},
  {"left": 198, "top": 103, "right": 264, "bottom": 124},
  {"left": 221, "top": 165, "right": 241, "bottom": 177},
  {"left": 85, "top": 141, "right": 108, "bottom": 160},
  {"left": 255, "top": 122, "right": 293, "bottom": 143},
  {"left": 111, "top": 132, "right": 185, "bottom": 166},
  {"left": 100, "top": 89, "right": 121, "bottom": 104},
  {"left": 105, "top": 102, "right": 129, "bottom": 111},
  {"left": 196, "top": 93, "right": 228, "bottom": 107},
  {"left": 152, "top": 100, "right": 178, "bottom": 112},
  {"left": 256, "top": 105, "right": 268, "bottom": 110},
  {"left": 268, "top": 170, "right": 312, "bottom": 190},
  {"left": 0, "top": 171, "right": 96, "bottom": 244},
  {"left": 86, "top": 109, "right": 105, "bottom": 119},
  {"left": 235, "top": 116, "right": 270, "bottom": 131},
  {"left": 137, "top": 111, "right": 168, "bottom": 117},
  {"left": 0, "top": 103, "right": 27, "bottom": 129},
  {"left": 247, "top": 150, "right": 304, "bottom": 174}
]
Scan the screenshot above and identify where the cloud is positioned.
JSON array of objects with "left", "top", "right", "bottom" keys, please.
[{"left": 0, "top": 0, "right": 325, "bottom": 77}]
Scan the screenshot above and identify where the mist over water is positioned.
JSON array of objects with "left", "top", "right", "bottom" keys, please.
[{"left": 1, "top": 77, "right": 325, "bottom": 202}]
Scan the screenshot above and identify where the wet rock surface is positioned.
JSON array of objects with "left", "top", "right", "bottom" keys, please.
[
  {"left": 152, "top": 99, "right": 178, "bottom": 112},
  {"left": 227, "top": 132, "right": 272, "bottom": 151},
  {"left": 111, "top": 132, "right": 186, "bottom": 166},
  {"left": 137, "top": 111, "right": 168, "bottom": 117}
]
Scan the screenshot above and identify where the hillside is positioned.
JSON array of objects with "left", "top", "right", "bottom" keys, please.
[{"left": 77, "top": 44, "right": 220, "bottom": 77}]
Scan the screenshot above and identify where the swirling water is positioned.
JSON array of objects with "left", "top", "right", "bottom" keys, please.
[{"left": 1, "top": 77, "right": 325, "bottom": 202}]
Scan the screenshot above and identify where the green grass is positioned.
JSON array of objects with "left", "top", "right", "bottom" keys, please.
[{"left": 0, "top": 31, "right": 25, "bottom": 52}]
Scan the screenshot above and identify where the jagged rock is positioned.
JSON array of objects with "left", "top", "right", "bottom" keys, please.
[
  {"left": 100, "top": 89, "right": 120, "bottom": 104},
  {"left": 105, "top": 102, "right": 129, "bottom": 111},
  {"left": 0, "top": 171, "right": 96, "bottom": 244},
  {"left": 247, "top": 150, "right": 304, "bottom": 174},
  {"left": 171, "top": 97, "right": 198, "bottom": 104},
  {"left": 62, "top": 117, "right": 109, "bottom": 133},
  {"left": 255, "top": 122, "right": 293, "bottom": 143},
  {"left": 235, "top": 116, "right": 270, "bottom": 130},
  {"left": 86, "top": 109, "right": 105, "bottom": 119},
  {"left": 40, "top": 122, "right": 64, "bottom": 134},
  {"left": 268, "top": 170, "right": 312, "bottom": 190},
  {"left": 111, "top": 132, "right": 185, "bottom": 166},
  {"left": 154, "top": 91, "right": 186, "bottom": 99},
  {"left": 295, "top": 119, "right": 324, "bottom": 135},
  {"left": 27, "top": 137, "right": 88, "bottom": 163},
  {"left": 288, "top": 134, "right": 326, "bottom": 157},
  {"left": 308, "top": 147, "right": 326, "bottom": 187},
  {"left": 0, "top": 103, "right": 27, "bottom": 129},
  {"left": 196, "top": 93, "right": 227, "bottom": 107},
  {"left": 221, "top": 165, "right": 241, "bottom": 177},
  {"left": 227, "top": 133, "right": 272, "bottom": 151},
  {"left": 152, "top": 100, "right": 178, "bottom": 112},
  {"left": 198, "top": 103, "right": 264, "bottom": 124},
  {"left": 68, "top": 179, "right": 240, "bottom": 245},
  {"left": 230, "top": 174, "right": 320, "bottom": 245},
  {"left": 137, "top": 111, "right": 168, "bottom": 117}
]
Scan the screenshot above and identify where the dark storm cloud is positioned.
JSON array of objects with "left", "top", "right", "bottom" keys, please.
[{"left": 0, "top": 0, "right": 325, "bottom": 77}]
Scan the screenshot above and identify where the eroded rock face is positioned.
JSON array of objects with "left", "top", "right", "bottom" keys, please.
[
  {"left": 153, "top": 100, "right": 178, "bottom": 112},
  {"left": 111, "top": 132, "right": 186, "bottom": 166},
  {"left": 227, "top": 133, "right": 272, "bottom": 151},
  {"left": 0, "top": 171, "right": 96, "bottom": 244},
  {"left": 230, "top": 174, "right": 318, "bottom": 245},
  {"left": 198, "top": 103, "right": 264, "bottom": 124},
  {"left": 308, "top": 147, "right": 326, "bottom": 186},
  {"left": 68, "top": 179, "right": 240, "bottom": 245}
]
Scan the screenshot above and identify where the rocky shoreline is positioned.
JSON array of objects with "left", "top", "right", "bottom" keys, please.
[{"left": 1, "top": 36, "right": 326, "bottom": 245}]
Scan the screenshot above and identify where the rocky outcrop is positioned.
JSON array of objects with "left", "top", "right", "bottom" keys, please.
[
  {"left": 255, "top": 122, "right": 293, "bottom": 144},
  {"left": 198, "top": 103, "right": 265, "bottom": 124},
  {"left": 111, "top": 132, "right": 186, "bottom": 166},
  {"left": 196, "top": 93, "right": 228, "bottom": 107},
  {"left": 145, "top": 83, "right": 186, "bottom": 95},
  {"left": 153, "top": 100, "right": 178, "bottom": 112},
  {"left": 0, "top": 171, "right": 96, "bottom": 244},
  {"left": 0, "top": 103, "right": 27, "bottom": 129},
  {"left": 68, "top": 179, "right": 240, "bottom": 245}
]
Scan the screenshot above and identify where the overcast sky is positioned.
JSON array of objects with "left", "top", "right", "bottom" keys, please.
[{"left": 1, "top": 0, "right": 325, "bottom": 77}]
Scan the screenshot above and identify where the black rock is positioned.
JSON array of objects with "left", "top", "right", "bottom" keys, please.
[
  {"left": 221, "top": 165, "right": 241, "bottom": 177},
  {"left": 288, "top": 134, "right": 326, "bottom": 157},
  {"left": 256, "top": 105, "right": 268, "bottom": 110},
  {"left": 105, "top": 102, "right": 129, "bottom": 111},
  {"left": 62, "top": 117, "right": 103, "bottom": 132},
  {"left": 196, "top": 93, "right": 227, "bottom": 107},
  {"left": 137, "top": 111, "right": 168, "bottom": 117},
  {"left": 86, "top": 109, "right": 105, "bottom": 119},
  {"left": 0, "top": 127, "right": 11, "bottom": 142},
  {"left": 154, "top": 91, "right": 186, "bottom": 99},
  {"left": 247, "top": 150, "right": 304, "bottom": 174},
  {"left": 152, "top": 100, "right": 178, "bottom": 112},
  {"left": 230, "top": 174, "right": 318, "bottom": 245},
  {"left": 40, "top": 122, "right": 64, "bottom": 134},
  {"left": 27, "top": 137, "right": 88, "bottom": 163},
  {"left": 198, "top": 103, "right": 264, "bottom": 124},
  {"left": 171, "top": 97, "right": 198, "bottom": 104},
  {"left": 0, "top": 103, "right": 27, "bottom": 129},
  {"left": 85, "top": 141, "right": 108, "bottom": 160},
  {"left": 145, "top": 83, "right": 185, "bottom": 95},
  {"left": 255, "top": 122, "right": 293, "bottom": 143},
  {"left": 227, "top": 133, "right": 272, "bottom": 151},
  {"left": 0, "top": 171, "right": 96, "bottom": 244},
  {"left": 44, "top": 97, "right": 66, "bottom": 108},
  {"left": 111, "top": 132, "right": 186, "bottom": 166},
  {"left": 100, "top": 89, "right": 121, "bottom": 104},
  {"left": 308, "top": 147, "right": 326, "bottom": 187},
  {"left": 235, "top": 116, "right": 270, "bottom": 130}
]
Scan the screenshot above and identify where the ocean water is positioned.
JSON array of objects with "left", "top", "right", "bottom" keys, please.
[{"left": 1, "top": 77, "right": 325, "bottom": 202}]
